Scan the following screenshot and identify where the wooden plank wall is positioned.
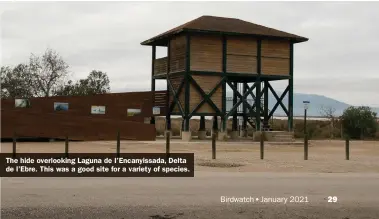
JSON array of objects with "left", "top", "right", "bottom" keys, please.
[
  {"left": 1, "top": 91, "right": 166, "bottom": 140},
  {"left": 190, "top": 35, "right": 222, "bottom": 72},
  {"left": 261, "top": 39, "right": 290, "bottom": 75},
  {"left": 188, "top": 35, "right": 289, "bottom": 75},
  {"left": 171, "top": 35, "right": 290, "bottom": 76},
  {"left": 226, "top": 36, "right": 257, "bottom": 74},
  {"left": 169, "top": 35, "right": 187, "bottom": 73},
  {"left": 189, "top": 75, "right": 222, "bottom": 113},
  {"left": 2, "top": 110, "right": 156, "bottom": 141},
  {"left": 154, "top": 57, "right": 168, "bottom": 75}
]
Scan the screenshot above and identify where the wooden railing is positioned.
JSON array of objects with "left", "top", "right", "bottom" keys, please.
[{"left": 154, "top": 57, "right": 168, "bottom": 75}]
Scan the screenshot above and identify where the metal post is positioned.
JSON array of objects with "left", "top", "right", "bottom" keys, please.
[
  {"left": 304, "top": 108, "right": 307, "bottom": 137},
  {"left": 65, "top": 135, "right": 69, "bottom": 157},
  {"left": 12, "top": 132, "right": 17, "bottom": 158},
  {"left": 304, "top": 134, "right": 308, "bottom": 160},
  {"left": 304, "top": 108, "right": 308, "bottom": 160},
  {"left": 345, "top": 137, "right": 350, "bottom": 160},
  {"left": 212, "top": 132, "right": 216, "bottom": 159},
  {"left": 116, "top": 130, "right": 120, "bottom": 156},
  {"left": 260, "top": 132, "right": 264, "bottom": 159}
]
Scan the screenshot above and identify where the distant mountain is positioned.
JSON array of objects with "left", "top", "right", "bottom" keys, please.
[
  {"left": 114, "top": 87, "right": 378, "bottom": 117},
  {"left": 226, "top": 92, "right": 379, "bottom": 117}
]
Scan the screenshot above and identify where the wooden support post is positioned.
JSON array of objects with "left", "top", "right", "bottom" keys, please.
[
  {"left": 345, "top": 136, "right": 350, "bottom": 160},
  {"left": 222, "top": 35, "right": 227, "bottom": 132},
  {"left": 166, "top": 130, "right": 171, "bottom": 155},
  {"left": 184, "top": 34, "right": 191, "bottom": 132},
  {"left": 256, "top": 39, "right": 262, "bottom": 131},
  {"left": 12, "top": 132, "right": 17, "bottom": 158},
  {"left": 166, "top": 117, "right": 171, "bottom": 131},
  {"left": 288, "top": 43, "right": 294, "bottom": 131},
  {"left": 232, "top": 82, "right": 238, "bottom": 131},
  {"left": 116, "top": 130, "right": 120, "bottom": 156},
  {"left": 65, "top": 135, "right": 69, "bottom": 157},
  {"left": 212, "top": 132, "right": 216, "bottom": 159},
  {"left": 263, "top": 81, "right": 269, "bottom": 130},
  {"left": 221, "top": 116, "right": 226, "bottom": 133},
  {"left": 242, "top": 83, "right": 247, "bottom": 137},
  {"left": 165, "top": 88, "right": 171, "bottom": 130},
  {"left": 151, "top": 45, "right": 156, "bottom": 125},
  {"left": 212, "top": 116, "right": 218, "bottom": 132},
  {"left": 260, "top": 132, "right": 264, "bottom": 160},
  {"left": 166, "top": 40, "right": 172, "bottom": 131},
  {"left": 256, "top": 80, "right": 261, "bottom": 131},
  {"left": 199, "top": 116, "right": 205, "bottom": 131}
]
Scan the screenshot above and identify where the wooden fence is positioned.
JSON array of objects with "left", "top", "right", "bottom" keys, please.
[{"left": 1, "top": 91, "right": 167, "bottom": 141}]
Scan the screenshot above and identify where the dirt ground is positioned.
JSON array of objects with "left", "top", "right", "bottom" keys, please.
[
  {"left": 2, "top": 139, "right": 379, "bottom": 218},
  {"left": 1, "top": 139, "right": 378, "bottom": 173}
]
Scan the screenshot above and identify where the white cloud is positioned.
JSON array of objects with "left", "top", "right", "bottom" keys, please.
[{"left": 1, "top": 1, "right": 378, "bottom": 107}]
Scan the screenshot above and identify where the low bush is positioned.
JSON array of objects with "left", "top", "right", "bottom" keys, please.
[{"left": 155, "top": 117, "right": 379, "bottom": 140}]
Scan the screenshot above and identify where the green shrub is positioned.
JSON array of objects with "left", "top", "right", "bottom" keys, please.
[{"left": 341, "top": 106, "right": 377, "bottom": 139}]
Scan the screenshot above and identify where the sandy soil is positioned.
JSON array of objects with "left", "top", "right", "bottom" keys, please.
[
  {"left": 2, "top": 172, "right": 379, "bottom": 218},
  {"left": 1, "top": 139, "right": 379, "bottom": 218}
]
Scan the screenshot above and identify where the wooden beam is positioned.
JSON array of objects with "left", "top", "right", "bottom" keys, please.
[
  {"left": 226, "top": 80, "right": 256, "bottom": 117},
  {"left": 268, "top": 84, "right": 290, "bottom": 118},
  {"left": 189, "top": 76, "right": 225, "bottom": 117},
  {"left": 168, "top": 78, "right": 186, "bottom": 115},
  {"left": 189, "top": 75, "right": 222, "bottom": 116}
]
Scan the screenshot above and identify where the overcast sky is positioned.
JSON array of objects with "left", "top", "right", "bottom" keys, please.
[{"left": 1, "top": 2, "right": 378, "bottom": 107}]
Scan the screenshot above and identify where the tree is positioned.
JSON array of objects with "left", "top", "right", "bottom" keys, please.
[
  {"left": 1, "top": 64, "right": 34, "bottom": 99},
  {"left": 85, "top": 70, "right": 110, "bottom": 95},
  {"left": 54, "top": 80, "right": 78, "bottom": 96},
  {"left": 0, "top": 66, "right": 11, "bottom": 99},
  {"left": 29, "top": 48, "right": 69, "bottom": 97},
  {"left": 320, "top": 105, "right": 337, "bottom": 139},
  {"left": 341, "top": 106, "right": 377, "bottom": 139},
  {"left": 55, "top": 70, "right": 110, "bottom": 96}
]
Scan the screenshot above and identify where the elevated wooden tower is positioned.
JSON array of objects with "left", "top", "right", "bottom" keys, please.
[{"left": 141, "top": 15, "right": 308, "bottom": 140}]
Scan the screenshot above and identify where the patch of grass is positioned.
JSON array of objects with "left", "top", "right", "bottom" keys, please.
[
  {"left": 197, "top": 160, "right": 244, "bottom": 168},
  {"left": 216, "top": 149, "right": 250, "bottom": 152}
]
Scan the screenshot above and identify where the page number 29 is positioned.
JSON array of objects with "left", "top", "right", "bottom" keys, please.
[{"left": 327, "top": 196, "right": 338, "bottom": 203}]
